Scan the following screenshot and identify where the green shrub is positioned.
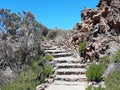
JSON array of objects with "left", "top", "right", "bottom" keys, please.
[
  {"left": 94, "top": 86, "right": 105, "bottom": 90},
  {"left": 30, "top": 61, "right": 41, "bottom": 76},
  {"left": 99, "top": 55, "right": 110, "bottom": 68},
  {"left": 2, "top": 68, "right": 40, "bottom": 90},
  {"left": 86, "top": 64, "right": 105, "bottom": 82},
  {"left": 78, "top": 41, "right": 87, "bottom": 53},
  {"left": 86, "top": 85, "right": 92, "bottom": 90},
  {"left": 2, "top": 80, "right": 39, "bottom": 90},
  {"left": 2, "top": 57, "right": 52, "bottom": 90},
  {"left": 45, "top": 54, "right": 53, "bottom": 61},
  {"left": 104, "top": 70, "right": 120, "bottom": 90},
  {"left": 113, "top": 50, "right": 120, "bottom": 62},
  {"left": 47, "top": 30, "right": 57, "bottom": 40},
  {"left": 86, "top": 85, "right": 105, "bottom": 90},
  {"left": 44, "top": 64, "right": 53, "bottom": 78}
]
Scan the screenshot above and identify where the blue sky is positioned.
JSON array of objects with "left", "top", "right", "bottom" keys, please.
[{"left": 0, "top": 0, "right": 99, "bottom": 30}]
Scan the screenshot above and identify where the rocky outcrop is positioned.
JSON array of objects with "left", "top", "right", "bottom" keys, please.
[{"left": 71, "top": 0, "right": 120, "bottom": 62}]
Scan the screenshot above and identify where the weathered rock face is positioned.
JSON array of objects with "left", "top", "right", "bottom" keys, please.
[{"left": 71, "top": 0, "right": 120, "bottom": 62}]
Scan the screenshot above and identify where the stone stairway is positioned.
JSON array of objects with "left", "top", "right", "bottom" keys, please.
[{"left": 37, "top": 44, "right": 88, "bottom": 90}]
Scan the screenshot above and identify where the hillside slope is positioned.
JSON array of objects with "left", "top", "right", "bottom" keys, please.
[{"left": 70, "top": 0, "right": 120, "bottom": 62}]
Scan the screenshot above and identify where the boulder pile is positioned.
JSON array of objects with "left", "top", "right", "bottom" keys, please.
[{"left": 70, "top": 0, "right": 120, "bottom": 62}]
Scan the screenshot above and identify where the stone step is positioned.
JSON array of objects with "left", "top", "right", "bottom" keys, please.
[
  {"left": 45, "top": 50, "right": 67, "bottom": 54},
  {"left": 54, "top": 75, "right": 87, "bottom": 82},
  {"left": 55, "top": 68, "right": 86, "bottom": 75},
  {"left": 53, "top": 56, "right": 78, "bottom": 60},
  {"left": 54, "top": 60, "right": 80, "bottom": 63},
  {"left": 55, "top": 63, "right": 87, "bottom": 68},
  {"left": 44, "top": 48, "right": 56, "bottom": 50},
  {"left": 53, "top": 81, "right": 88, "bottom": 86},
  {"left": 43, "top": 45, "right": 52, "bottom": 48},
  {"left": 52, "top": 53, "right": 73, "bottom": 58},
  {"left": 45, "top": 83, "right": 88, "bottom": 90},
  {"left": 53, "top": 56, "right": 79, "bottom": 63}
]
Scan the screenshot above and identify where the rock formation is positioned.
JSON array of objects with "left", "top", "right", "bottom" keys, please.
[{"left": 70, "top": 0, "right": 120, "bottom": 62}]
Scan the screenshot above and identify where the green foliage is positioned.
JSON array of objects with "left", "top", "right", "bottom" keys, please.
[
  {"left": 30, "top": 61, "right": 41, "bottom": 76},
  {"left": 2, "top": 58, "right": 53, "bottom": 90},
  {"left": 86, "top": 85, "right": 92, "bottom": 90},
  {"left": 0, "top": 9, "right": 50, "bottom": 90},
  {"left": 94, "top": 86, "right": 105, "bottom": 90},
  {"left": 113, "top": 50, "right": 120, "bottom": 62},
  {"left": 86, "top": 85, "right": 105, "bottom": 90},
  {"left": 104, "top": 70, "right": 120, "bottom": 90},
  {"left": 0, "top": 9, "right": 48, "bottom": 35},
  {"left": 2, "top": 65, "right": 40, "bottom": 90},
  {"left": 45, "top": 54, "right": 54, "bottom": 61},
  {"left": 2, "top": 80, "right": 39, "bottom": 90},
  {"left": 78, "top": 41, "right": 87, "bottom": 53},
  {"left": 99, "top": 55, "right": 110, "bottom": 68},
  {"left": 86, "top": 64, "right": 105, "bottom": 82},
  {"left": 44, "top": 64, "right": 53, "bottom": 78},
  {"left": 47, "top": 30, "right": 57, "bottom": 40}
]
